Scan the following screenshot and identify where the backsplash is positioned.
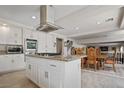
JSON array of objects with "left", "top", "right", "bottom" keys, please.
[{"left": 0, "top": 45, "right": 7, "bottom": 54}]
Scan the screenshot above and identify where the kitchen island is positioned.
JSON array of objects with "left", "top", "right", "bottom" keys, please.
[{"left": 25, "top": 55, "right": 86, "bottom": 88}]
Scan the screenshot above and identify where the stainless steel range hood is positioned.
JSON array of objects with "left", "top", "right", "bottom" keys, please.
[{"left": 36, "top": 5, "right": 63, "bottom": 32}]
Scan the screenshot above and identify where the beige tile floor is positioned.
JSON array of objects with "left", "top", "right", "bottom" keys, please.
[
  {"left": 0, "top": 70, "right": 38, "bottom": 88},
  {"left": 82, "top": 64, "right": 124, "bottom": 88},
  {"left": 82, "top": 70, "right": 124, "bottom": 88}
]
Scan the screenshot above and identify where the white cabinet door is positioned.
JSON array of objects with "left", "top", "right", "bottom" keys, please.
[
  {"left": 37, "top": 33, "right": 56, "bottom": 53},
  {"left": 52, "top": 34, "right": 57, "bottom": 53},
  {"left": 0, "top": 55, "right": 11, "bottom": 72},
  {"left": 0, "top": 26, "right": 9, "bottom": 44},
  {"left": 26, "top": 62, "right": 31, "bottom": 79},
  {"left": 6, "top": 27, "right": 22, "bottom": 45},
  {"left": 0, "top": 26, "right": 22, "bottom": 45},
  {"left": 30, "top": 62, "right": 38, "bottom": 84},
  {"left": 46, "top": 34, "right": 56, "bottom": 53},
  {"left": 26, "top": 61, "right": 38, "bottom": 84},
  {"left": 12, "top": 54, "right": 25, "bottom": 70},
  {"left": 0, "top": 54, "right": 25, "bottom": 73},
  {"left": 23, "top": 29, "right": 38, "bottom": 40},
  {"left": 46, "top": 34, "right": 51, "bottom": 53},
  {"left": 49, "top": 62, "right": 63, "bottom": 88},
  {"left": 37, "top": 32, "right": 47, "bottom": 53},
  {"left": 38, "top": 66, "right": 50, "bottom": 88},
  {"left": 31, "top": 31, "right": 38, "bottom": 40}
]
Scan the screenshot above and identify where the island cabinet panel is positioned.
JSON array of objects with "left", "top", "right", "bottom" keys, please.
[
  {"left": 26, "top": 61, "right": 38, "bottom": 84},
  {"left": 48, "top": 61, "right": 64, "bottom": 88},
  {"left": 26, "top": 57, "right": 39, "bottom": 84},
  {"left": 38, "top": 66, "right": 50, "bottom": 88},
  {"left": 38, "top": 60, "right": 64, "bottom": 88},
  {"left": 26, "top": 56, "right": 81, "bottom": 88},
  {"left": 64, "top": 60, "right": 81, "bottom": 88}
]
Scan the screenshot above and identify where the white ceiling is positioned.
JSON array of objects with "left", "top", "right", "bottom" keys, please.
[
  {"left": 0, "top": 5, "right": 123, "bottom": 40},
  {"left": 55, "top": 5, "right": 123, "bottom": 37},
  {"left": 86, "top": 43, "right": 121, "bottom": 46},
  {"left": 0, "top": 5, "right": 85, "bottom": 27}
]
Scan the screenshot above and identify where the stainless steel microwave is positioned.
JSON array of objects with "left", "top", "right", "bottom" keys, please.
[{"left": 7, "top": 45, "right": 23, "bottom": 54}]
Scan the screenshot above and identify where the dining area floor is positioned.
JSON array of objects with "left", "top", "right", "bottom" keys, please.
[{"left": 82, "top": 64, "right": 124, "bottom": 88}]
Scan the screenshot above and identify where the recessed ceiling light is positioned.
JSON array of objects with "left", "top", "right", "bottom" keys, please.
[
  {"left": 96, "top": 22, "right": 101, "bottom": 25},
  {"left": 3, "top": 24, "right": 7, "bottom": 26},
  {"left": 75, "top": 27, "right": 79, "bottom": 30},
  {"left": 32, "top": 16, "right": 36, "bottom": 19}
]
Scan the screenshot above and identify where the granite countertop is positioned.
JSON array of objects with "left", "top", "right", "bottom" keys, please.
[
  {"left": 26, "top": 54, "right": 87, "bottom": 62},
  {"left": 0, "top": 53, "right": 23, "bottom": 55}
]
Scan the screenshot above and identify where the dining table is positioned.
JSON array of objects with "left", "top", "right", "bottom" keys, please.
[{"left": 81, "top": 55, "right": 108, "bottom": 69}]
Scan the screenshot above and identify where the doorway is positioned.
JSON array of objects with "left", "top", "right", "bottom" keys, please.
[{"left": 56, "top": 38, "right": 63, "bottom": 55}]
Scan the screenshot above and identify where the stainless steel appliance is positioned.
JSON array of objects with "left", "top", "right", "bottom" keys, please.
[
  {"left": 64, "top": 40, "right": 73, "bottom": 47},
  {"left": 64, "top": 40, "right": 73, "bottom": 56},
  {"left": 25, "top": 39, "right": 37, "bottom": 54},
  {"left": 36, "top": 5, "right": 63, "bottom": 32},
  {"left": 7, "top": 45, "right": 23, "bottom": 54}
]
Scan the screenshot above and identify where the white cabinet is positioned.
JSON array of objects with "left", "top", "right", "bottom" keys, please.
[
  {"left": 0, "top": 26, "right": 22, "bottom": 45},
  {"left": 46, "top": 34, "right": 56, "bottom": 53},
  {"left": 0, "top": 26, "right": 8, "bottom": 44},
  {"left": 23, "top": 29, "right": 57, "bottom": 53},
  {"left": 38, "top": 66, "right": 50, "bottom": 88},
  {"left": 26, "top": 61, "right": 38, "bottom": 84},
  {"left": 30, "top": 62, "right": 38, "bottom": 84},
  {"left": 26, "top": 62, "right": 31, "bottom": 79},
  {"left": 26, "top": 57, "right": 43, "bottom": 85},
  {"left": 11, "top": 54, "right": 25, "bottom": 70},
  {"left": 0, "top": 54, "right": 25, "bottom": 73},
  {"left": 26, "top": 57, "right": 50, "bottom": 87},
  {"left": 23, "top": 29, "right": 38, "bottom": 40},
  {"left": 37, "top": 32, "right": 56, "bottom": 53},
  {"left": 7, "top": 27, "right": 22, "bottom": 45},
  {"left": 23, "top": 29, "right": 39, "bottom": 53},
  {"left": 0, "top": 55, "right": 12, "bottom": 72},
  {"left": 37, "top": 32, "right": 47, "bottom": 53},
  {"left": 26, "top": 56, "right": 81, "bottom": 88},
  {"left": 48, "top": 61, "right": 63, "bottom": 88}
]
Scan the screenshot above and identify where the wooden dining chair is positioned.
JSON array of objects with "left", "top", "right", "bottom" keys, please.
[
  {"left": 87, "top": 47, "right": 99, "bottom": 71},
  {"left": 81, "top": 57, "right": 87, "bottom": 69},
  {"left": 75, "top": 48, "right": 82, "bottom": 55},
  {"left": 96, "top": 48, "right": 101, "bottom": 67},
  {"left": 96, "top": 48, "right": 101, "bottom": 59},
  {"left": 103, "top": 54, "right": 116, "bottom": 72}
]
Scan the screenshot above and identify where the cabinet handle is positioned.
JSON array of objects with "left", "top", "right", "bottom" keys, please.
[
  {"left": 50, "top": 64, "right": 56, "bottom": 67},
  {"left": 11, "top": 59, "right": 14, "bottom": 63},
  {"left": 28, "top": 64, "right": 31, "bottom": 70},
  {"left": 45, "top": 71, "right": 48, "bottom": 79}
]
